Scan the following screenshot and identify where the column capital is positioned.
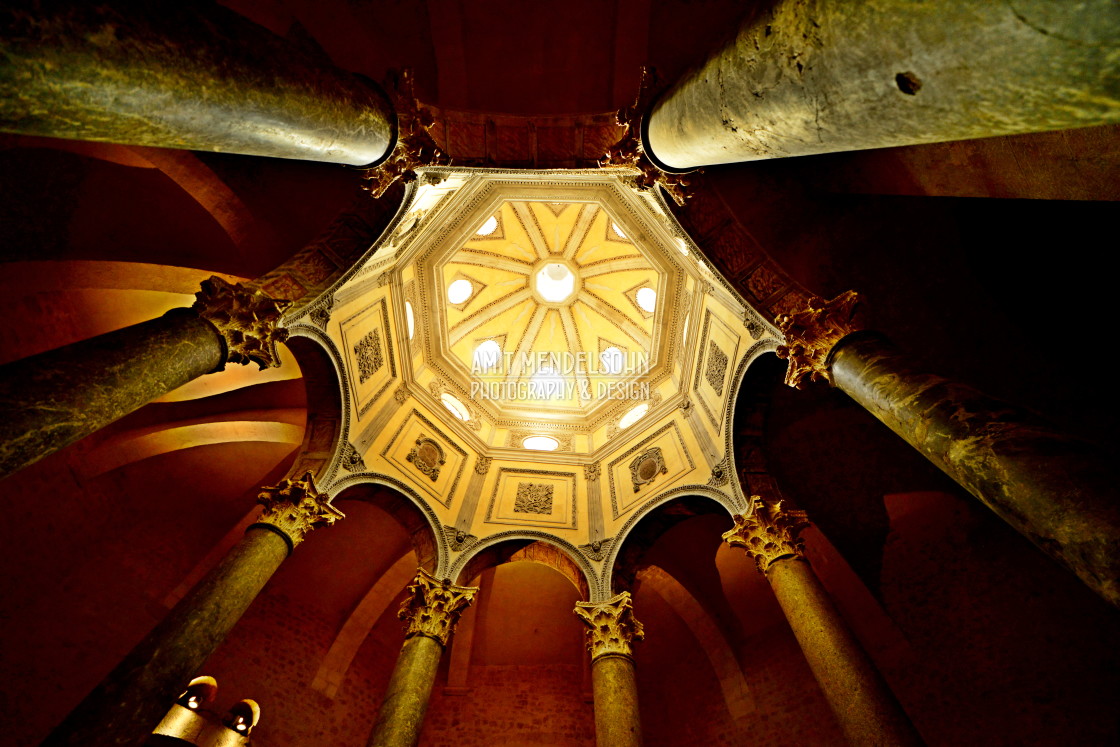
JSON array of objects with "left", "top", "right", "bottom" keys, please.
[
  {"left": 723, "top": 499, "right": 811, "bottom": 574},
  {"left": 193, "top": 275, "right": 291, "bottom": 370},
  {"left": 363, "top": 69, "right": 451, "bottom": 198},
  {"left": 254, "top": 471, "right": 344, "bottom": 551},
  {"left": 398, "top": 568, "right": 478, "bottom": 647},
  {"left": 775, "top": 290, "right": 865, "bottom": 389},
  {"left": 574, "top": 591, "right": 645, "bottom": 661}
]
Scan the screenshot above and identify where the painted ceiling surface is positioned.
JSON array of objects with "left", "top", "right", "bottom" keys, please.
[{"left": 288, "top": 168, "right": 777, "bottom": 596}]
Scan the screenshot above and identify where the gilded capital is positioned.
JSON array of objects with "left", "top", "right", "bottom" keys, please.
[
  {"left": 364, "top": 70, "right": 450, "bottom": 198},
  {"left": 723, "top": 499, "right": 810, "bottom": 574},
  {"left": 573, "top": 591, "right": 645, "bottom": 661},
  {"left": 398, "top": 568, "right": 478, "bottom": 646},
  {"left": 255, "top": 471, "right": 344, "bottom": 549},
  {"left": 775, "top": 290, "right": 864, "bottom": 389},
  {"left": 193, "top": 276, "right": 291, "bottom": 370}
]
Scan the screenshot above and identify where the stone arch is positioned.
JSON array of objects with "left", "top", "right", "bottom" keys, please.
[
  {"left": 724, "top": 341, "right": 781, "bottom": 504},
  {"left": 605, "top": 487, "right": 738, "bottom": 597},
  {"left": 284, "top": 329, "right": 346, "bottom": 483},
  {"left": 729, "top": 348, "right": 785, "bottom": 504},
  {"left": 328, "top": 475, "right": 447, "bottom": 576},
  {"left": 451, "top": 534, "right": 595, "bottom": 600}
]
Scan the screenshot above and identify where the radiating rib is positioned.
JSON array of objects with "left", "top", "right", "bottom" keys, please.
[
  {"left": 577, "top": 289, "right": 652, "bottom": 350},
  {"left": 448, "top": 287, "right": 532, "bottom": 345},
  {"left": 511, "top": 202, "right": 550, "bottom": 259},
  {"left": 562, "top": 204, "right": 598, "bottom": 260},
  {"left": 580, "top": 256, "right": 651, "bottom": 278}
]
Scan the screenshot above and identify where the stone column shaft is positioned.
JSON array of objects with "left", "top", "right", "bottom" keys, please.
[
  {"left": 589, "top": 656, "right": 642, "bottom": 747},
  {"left": 574, "top": 592, "right": 644, "bottom": 747},
  {"left": 0, "top": 0, "right": 394, "bottom": 165},
  {"left": 830, "top": 333, "right": 1120, "bottom": 607},
  {"left": 769, "top": 558, "right": 921, "bottom": 746},
  {"left": 367, "top": 569, "right": 477, "bottom": 747},
  {"left": 0, "top": 276, "right": 288, "bottom": 481},
  {"left": 777, "top": 291, "right": 1120, "bottom": 608},
  {"left": 42, "top": 473, "right": 341, "bottom": 746},
  {"left": 368, "top": 635, "right": 443, "bottom": 747},
  {"left": 643, "top": 0, "right": 1120, "bottom": 170},
  {"left": 724, "top": 503, "right": 922, "bottom": 747},
  {"left": 0, "top": 309, "right": 222, "bottom": 479}
]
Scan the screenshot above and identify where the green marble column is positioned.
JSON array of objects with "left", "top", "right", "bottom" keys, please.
[
  {"left": 643, "top": 0, "right": 1120, "bottom": 170},
  {"left": 725, "top": 504, "right": 923, "bottom": 747},
  {"left": 0, "top": 276, "right": 288, "bottom": 481},
  {"left": 575, "top": 592, "right": 644, "bottom": 747},
  {"left": 43, "top": 473, "right": 342, "bottom": 747},
  {"left": 777, "top": 291, "right": 1120, "bottom": 608},
  {"left": 0, "top": 1, "right": 395, "bottom": 165},
  {"left": 368, "top": 569, "right": 477, "bottom": 747}
]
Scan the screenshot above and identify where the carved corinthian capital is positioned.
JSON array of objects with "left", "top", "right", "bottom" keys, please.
[
  {"left": 722, "top": 499, "right": 810, "bottom": 574},
  {"left": 398, "top": 568, "right": 478, "bottom": 646},
  {"left": 573, "top": 592, "right": 645, "bottom": 661},
  {"left": 255, "top": 471, "right": 344, "bottom": 550},
  {"left": 193, "top": 276, "right": 291, "bottom": 370},
  {"left": 775, "top": 290, "right": 864, "bottom": 389}
]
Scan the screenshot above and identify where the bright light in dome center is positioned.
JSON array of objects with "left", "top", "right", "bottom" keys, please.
[
  {"left": 535, "top": 263, "right": 576, "bottom": 303},
  {"left": 636, "top": 286, "right": 657, "bottom": 313}
]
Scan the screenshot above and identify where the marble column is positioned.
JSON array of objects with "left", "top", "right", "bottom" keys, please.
[
  {"left": 0, "top": 1, "right": 394, "bottom": 165},
  {"left": 724, "top": 502, "right": 922, "bottom": 747},
  {"left": 574, "top": 592, "right": 645, "bottom": 747},
  {"left": 0, "top": 276, "right": 289, "bottom": 480},
  {"left": 43, "top": 472, "right": 343, "bottom": 747},
  {"left": 367, "top": 569, "right": 477, "bottom": 747},
  {"left": 777, "top": 291, "right": 1120, "bottom": 608},
  {"left": 642, "top": 0, "right": 1120, "bottom": 170}
]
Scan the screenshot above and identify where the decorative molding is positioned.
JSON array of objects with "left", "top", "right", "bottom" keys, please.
[
  {"left": 707, "top": 453, "right": 731, "bottom": 487},
  {"left": 255, "top": 471, "right": 344, "bottom": 549},
  {"left": 340, "top": 443, "right": 367, "bottom": 473},
  {"left": 406, "top": 436, "right": 446, "bottom": 482},
  {"left": 573, "top": 591, "right": 645, "bottom": 661},
  {"left": 584, "top": 462, "right": 601, "bottom": 481},
  {"left": 722, "top": 499, "right": 811, "bottom": 574},
  {"left": 577, "top": 536, "right": 614, "bottom": 563},
  {"left": 193, "top": 276, "right": 291, "bottom": 370},
  {"left": 442, "top": 525, "right": 480, "bottom": 554},
  {"left": 398, "top": 568, "right": 478, "bottom": 647},
  {"left": 474, "top": 456, "right": 493, "bottom": 475},
  {"left": 309, "top": 296, "right": 334, "bottom": 329},
  {"left": 629, "top": 447, "right": 668, "bottom": 493},
  {"left": 775, "top": 290, "right": 864, "bottom": 389},
  {"left": 393, "top": 386, "right": 410, "bottom": 405}
]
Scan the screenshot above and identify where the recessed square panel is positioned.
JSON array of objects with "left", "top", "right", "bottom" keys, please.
[{"left": 485, "top": 467, "right": 578, "bottom": 529}]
